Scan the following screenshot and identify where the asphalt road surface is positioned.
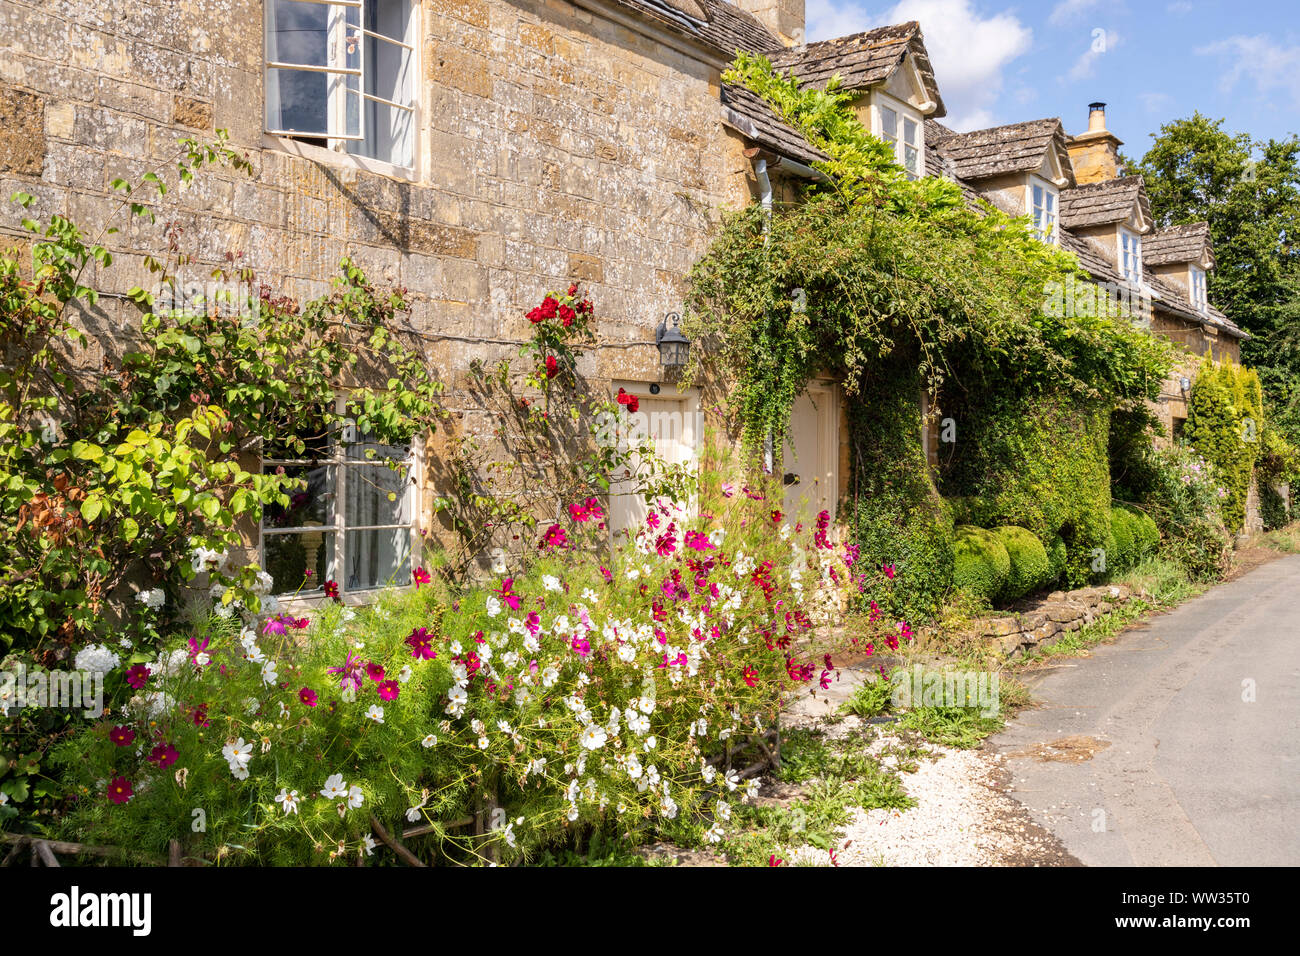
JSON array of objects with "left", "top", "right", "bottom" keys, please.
[{"left": 990, "top": 554, "right": 1300, "bottom": 866}]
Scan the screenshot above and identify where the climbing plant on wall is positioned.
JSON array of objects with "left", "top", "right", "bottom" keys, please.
[{"left": 1184, "top": 355, "right": 1264, "bottom": 532}]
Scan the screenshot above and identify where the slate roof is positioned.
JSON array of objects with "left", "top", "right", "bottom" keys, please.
[
  {"left": 1059, "top": 176, "right": 1150, "bottom": 229},
  {"left": 768, "top": 22, "right": 946, "bottom": 118},
  {"left": 720, "top": 83, "right": 829, "bottom": 166},
  {"left": 614, "top": 0, "right": 782, "bottom": 58},
  {"left": 928, "top": 118, "right": 1074, "bottom": 186},
  {"left": 1144, "top": 222, "right": 1214, "bottom": 267}
]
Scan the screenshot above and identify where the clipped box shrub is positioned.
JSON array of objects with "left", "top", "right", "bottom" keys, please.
[
  {"left": 1108, "top": 505, "right": 1160, "bottom": 574},
  {"left": 1046, "top": 532, "right": 1068, "bottom": 586},
  {"left": 990, "top": 525, "right": 1051, "bottom": 601},
  {"left": 951, "top": 525, "right": 1010, "bottom": 603}
]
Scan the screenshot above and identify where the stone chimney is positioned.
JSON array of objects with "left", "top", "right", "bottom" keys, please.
[
  {"left": 1067, "top": 102, "right": 1124, "bottom": 184},
  {"left": 733, "top": 0, "right": 805, "bottom": 47}
]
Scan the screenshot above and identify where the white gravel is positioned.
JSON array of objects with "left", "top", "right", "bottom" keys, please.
[{"left": 776, "top": 715, "right": 1071, "bottom": 867}]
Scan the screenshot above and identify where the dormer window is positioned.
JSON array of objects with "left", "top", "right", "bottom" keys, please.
[
  {"left": 1030, "top": 180, "right": 1058, "bottom": 243},
  {"left": 1119, "top": 228, "right": 1143, "bottom": 284},
  {"left": 1190, "top": 266, "right": 1207, "bottom": 311},
  {"left": 875, "top": 94, "right": 923, "bottom": 180}
]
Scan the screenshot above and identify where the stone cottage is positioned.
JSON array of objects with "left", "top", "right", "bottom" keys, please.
[{"left": 0, "top": 0, "right": 1245, "bottom": 599}]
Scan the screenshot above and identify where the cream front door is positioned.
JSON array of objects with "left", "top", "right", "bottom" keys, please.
[
  {"left": 609, "top": 384, "right": 700, "bottom": 539},
  {"left": 782, "top": 385, "right": 838, "bottom": 524}
]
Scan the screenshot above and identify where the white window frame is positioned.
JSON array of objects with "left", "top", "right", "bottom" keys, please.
[
  {"left": 263, "top": 0, "right": 419, "bottom": 171},
  {"left": 1190, "top": 265, "right": 1208, "bottom": 312},
  {"left": 1119, "top": 228, "right": 1143, "bottom": 284},
  {"left": 1028, "top": 178, "right": 1059, "bottom": 244},
  {"left": 259, "top": 396, "right": 422, "bottom": 603},
  {"left": 873, "top": 92, "right": 924, "bottom": 180}
]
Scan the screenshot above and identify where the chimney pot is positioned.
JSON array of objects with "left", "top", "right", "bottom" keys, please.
[{"left": 1088, "top": 102, "right": 1108, "bottom": 133}]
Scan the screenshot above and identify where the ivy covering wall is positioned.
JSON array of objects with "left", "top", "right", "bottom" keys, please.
[
  {"left": 1184, "top": 355, "right": 1263, "bottom": 532},
  {"left": 940, "top": 389, "right": 1113, "bottom": 588}
]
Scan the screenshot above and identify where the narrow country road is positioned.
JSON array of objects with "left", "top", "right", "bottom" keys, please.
[{"left": 990, "top": 554, "right": 1300, "bottom": 866}]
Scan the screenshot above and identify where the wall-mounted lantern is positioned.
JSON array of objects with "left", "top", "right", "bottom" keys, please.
[
  {"left": 656, "top": 312, "right": 690, "bottom": 370},
  {"left": 1179, "top": 375, "right": 1191, "bottom": 394}
]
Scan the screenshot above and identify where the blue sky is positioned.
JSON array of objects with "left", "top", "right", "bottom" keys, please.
[{"left": 804, "top": 0, "right": 1300, "bottom": 156}]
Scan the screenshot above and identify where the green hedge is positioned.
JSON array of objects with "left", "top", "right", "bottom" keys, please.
[
  {"left": 940, "top": 390, "right": 1113, "bottom": 588},
  {"left": 1185, "top": 356, "right": 1263, "bottom": 533},
  {"left": 1107, "top": 505, "right": 1159, "bottom": 573},
  {"left": 952, "top": 525, "right": 1010, "bottom": 603},
  {"left": 990, "top": 525, "right": 1051, "bottom": 601},
  {"left": 1046, "top": 532, "right": 1068, "bottom": 585},
  {"left": 846, "top": 361, "right": 955, "bottom": 621}
]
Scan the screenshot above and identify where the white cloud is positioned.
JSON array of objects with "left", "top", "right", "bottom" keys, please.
[
  {"left": 1065, "top": 29, "right": 1120, "bottom": 82},
  {"left": 1166, "top": 1, "right": 1193, "bottom": 14},
  {"left": 1138, "top": 91, "right": 1172, "bottom": 113},
  {"left": 1048, "top": 0, "right": 1102, "bottom": 27},
  {"left": 803, "top": 0, "right": 1032, "bottom": 132},
  {"left": 1197, "top": 34, "right": 1300, "bottom": 108}
]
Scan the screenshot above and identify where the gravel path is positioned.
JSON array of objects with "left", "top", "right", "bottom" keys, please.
[{"left": 775, "top": 714, "right": 1079, "bottom": 867}]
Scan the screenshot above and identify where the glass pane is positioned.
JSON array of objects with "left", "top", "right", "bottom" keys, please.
[
  {"left": 264, "top": 529, "right": 335, "bottom": 595},
  {"left": 344, "top": 464, "right": 412, "bottom": 527},
  {"left": 344, "top": 528, "right": 411, "bottom": 591},
  {"left": 904, "top": 145, "right": 919, "bottom": 175},
  {"left": 267, "top": 0, "right": 330, "bottom": 67},
  {"left": 266, "top": 67, "right": 329, "bottom": 135},
  {"left": 263, "top": 463, "right": 333, "bottom": 529},
  {"left": 904, "top": 116, "right": 918, "bottom": 147},
  {"left": 344, "top": 427, "right": 408, "bottom": 464},
  {"left": 349, "top": 96, "right": 413, "bottom": 166},
  {"left": 880, "top": 107, "right": 897, "bottom": 141},
  {"left": 366, "top": 0, "right": 410, "bottom": 42}
]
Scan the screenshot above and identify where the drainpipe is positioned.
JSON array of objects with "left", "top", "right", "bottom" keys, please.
[{"left": 754, "top": 157, "right": 772, "bottom": 242}]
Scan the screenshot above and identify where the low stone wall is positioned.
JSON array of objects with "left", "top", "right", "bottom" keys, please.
[{"left": 969, "top": 584, "right": 1139, "bottom": 658}]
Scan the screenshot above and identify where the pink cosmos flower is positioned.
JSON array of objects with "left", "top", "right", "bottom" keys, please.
[
  {"left": 377, "top": 679, "right": 400, "bottom": 701},
  {"left": 600, "top": 566, "right": 613, "bottom": 584},
  {"left": 571, "top": 635, "right": 591, "bottom": 658},
  {"left": 366, "top": 662, "right": 385, "bottom": 683},
  {"left": 327, "top": 652, "right": 365, "bottom": 692},
  {"left": 683, "top": 530, "right": 714, "bottom": 552},
  {"left": 743, "top": 665, "right": 758, "bottom": 688},
  {"left": 124, "top": 664, "right": 151, "bottom": 690},
  {"left": 405, "top": 627, "right": 437, "bottom": 660},
  {"left": 262, "top": 615, "right": 290, "bottom": 636},
  {"left": 540, "top": 524, "right": 568, "bottom": 550},
  {"left": 188, "top": 636, "right": 211, "bottom": 667},
  {"left": 721, "top": 482, "right": 735, "bottom": 498},
  {"left": 882, "top": 563, "right": 896, "bottom": 580},
  {"left": 107, "top": 777, "right": 133, "bottom": 805},
  {"left": 413, "top": 567, "right": 431, "bottom": 588},
  {"left": 568, "top": 501, "right": 591, "bottom": 522},
  {"left": 299, "top": 687, "right": 319, "bottom": 707},
  {"left": 495, "top": 578, "right": 522, "bottom": 611},
  {"left": 109, "top": 725, "right": 135, "bottom": 747},
  {"left": 147, "top": 742, "right": 179, "bottom": 768}
]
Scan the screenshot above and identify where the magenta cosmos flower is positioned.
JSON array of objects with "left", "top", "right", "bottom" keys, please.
[
  {"left": 147, "top": 742, "right": 179, "bottom": 768},
  {"left": 108, "top": 725, "right": 135, "bottom": 747},
  {"left": 107, "top": 777, "right": 134, "bottom": 805},
  {"left": 124, "top": 664, "right": 151, "bottom": 690},
  {"left": 377, "top": 679, "right": 400, "bottom": 701},
  {"left": 539, "top": 524, "right": 568, "bottom": 551},
  {"left": 327, "top": 652, "right": 365, "bottom": 692},
  {"left": 413, "top": 567, "right": 431, "bottom": 588},
  {"left": 299, "top": 687, "right": 318, "bottom": 707}
]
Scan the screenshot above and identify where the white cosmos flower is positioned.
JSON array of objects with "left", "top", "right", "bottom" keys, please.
[
  {"left": 617, "top": 644, "right": 636, "bottom": 663},
  {"left": 276, "top": 788, "right": 300, "bottom": 815},
  {"left": 542, "top": 575, "right": 561, "bottom": 592},
  {"left": 363, "top": 834, "right": 376, "bottom": 856},
  {"left": 321, "top": 774, "right": 348, "bottom": 800},
  {"left": 365, "top": 704, "right": 384, "bottom": 724},
  {"left": 541, "top": 666, "right": 559, "bottom": 688},
  {"left": 643, "top": 735, "right": 657, "bottom": 751},
  {"left": 626, "top": 754, "right": 643, "bottom": 779},
  {"left": 486, "top": 596, "right": 502, "bottom": 618},
  {"left": 626, "top": 712, "right": 650, "bottom": 735},
  {"left": 421, "top": 734, "right": 437, "bottom": 748},
  {"left": 580, "top": 725, "right": 608, "bottom": 751},
  {"left": 704, "top": 823, "right": 724, "bottom": 843},
  {"left": 347, "top": 785, "right": 365, "bottom": 809},
  {"left": 230, "top": 765, "right": 249, "bottom": 781},
  {"left": 222, "top": 738, "right": 253, "bottom": 768},
  {"left": 637, "top": 695, "right": 656, "bottom": 714},
  {"left": 261, "top": 661, "right": 278, "bottom": 685},
  {"left": 398, "top": 665, "right": 412, "bottom": 683}
]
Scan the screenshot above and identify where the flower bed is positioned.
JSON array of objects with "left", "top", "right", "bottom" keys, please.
[{"left": 49, "top": 492, "right": 905, "bottom": 865}]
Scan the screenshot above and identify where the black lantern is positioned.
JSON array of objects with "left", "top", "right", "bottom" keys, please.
[{"left": 656, "top": 312, "right": 690, "bottom": 369}]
